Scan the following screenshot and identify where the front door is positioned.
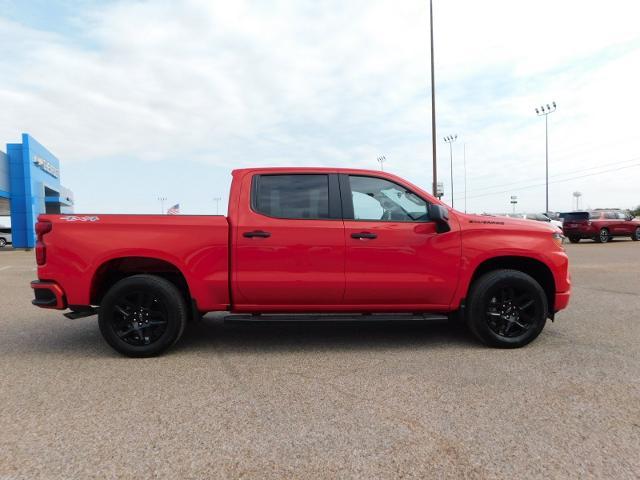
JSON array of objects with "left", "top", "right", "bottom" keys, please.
[
  {"left": 234, "top": 172, "right": 345, "bottom": 308},
  {"left": 341, "top": 174, "right": 461, "bottom": 309}
]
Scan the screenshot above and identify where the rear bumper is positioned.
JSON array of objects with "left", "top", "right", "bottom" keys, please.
[{"left": 31, "top": 280, "right": 67, "bottom": 309}]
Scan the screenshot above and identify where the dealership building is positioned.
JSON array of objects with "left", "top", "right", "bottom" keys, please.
[{"left": 0, "top": 134, "right": 74, "bottom": 248}]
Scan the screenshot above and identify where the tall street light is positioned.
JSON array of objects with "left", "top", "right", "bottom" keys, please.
[
  {"left": 157, "top": 196, "right": 167, "bottom": 214},
  {"left": 535, "top": 101, "right": 557, "bottom": 213},
  {"left": 377, "top": 155, "right": 386, "bottom": 171},
  {"left": 463, "top": 142, "right": 467, "bottom": 213},
  {"left": 444, "top": 134, "right": 457, "bottom": 208},
  {"left": 429, "top": 0, "right": 438, "bottom": 197}
]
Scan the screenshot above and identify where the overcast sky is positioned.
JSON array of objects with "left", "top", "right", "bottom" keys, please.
[{"left": 1, "top": 0, "right": 639, "bottom": 215}]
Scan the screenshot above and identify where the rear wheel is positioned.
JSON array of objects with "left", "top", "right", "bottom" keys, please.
[
  {"left": 98, "top": 274, "right": 187, "bottom": 357},
  {"left": 466, "top": 269, "right": 548, "bottom": 348},
  {"left": 632, "top": 227, "right": 640, "bottom": 241},
  {"left": 0, "top": 238, "right": 6, "bottom": 247},
  {"left": 568, "top": 236, "right": 581, "bottom": 244},
  {"left": 595, "top": 228, "right": 609, "bottom": 243}
]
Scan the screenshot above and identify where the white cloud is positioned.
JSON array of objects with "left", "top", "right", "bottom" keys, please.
[{"left": 0, "top": 0, "right": 639, "bottom": 213}]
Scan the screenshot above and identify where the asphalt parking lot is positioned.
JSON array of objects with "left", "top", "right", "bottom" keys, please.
[{"left": 1, "top": 241, "right": 639, "bottom": 479}]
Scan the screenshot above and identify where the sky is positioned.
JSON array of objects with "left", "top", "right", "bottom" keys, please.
[{"left": 1, "top": 0, "right": 639, "bottom": 215}]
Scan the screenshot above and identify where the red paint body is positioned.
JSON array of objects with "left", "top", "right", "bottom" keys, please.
[{"left": 32, "top": 168, "right": 571, "bottom": 316}]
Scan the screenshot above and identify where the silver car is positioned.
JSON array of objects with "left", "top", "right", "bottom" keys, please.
[{"left": 0, "top": 228, "right": 11, "bottom": 247}]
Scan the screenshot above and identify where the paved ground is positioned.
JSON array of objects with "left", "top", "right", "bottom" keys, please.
[{"left": 0, "top": 241, "right": 639, "bottom": 479}]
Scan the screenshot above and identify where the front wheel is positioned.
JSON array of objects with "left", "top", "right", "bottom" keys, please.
[
  {"left": 0, "top": 238, "right": 6, "bottom": 247},
  {"left": 98, "top": 274, "right": 188, "bottom": 357},
  {"left": 466, "top": 269, "right": 548, "bottom": 348},
  {"left": 595, "top": 228, "right": 609, "bottom": 243},
  {"left": 632, "top": 227, "right": 640, "bottom": 241}
]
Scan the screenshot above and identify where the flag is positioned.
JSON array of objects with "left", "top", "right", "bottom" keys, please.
[{"left": 167, "top": 203, "right": 180, "bottom": 215}]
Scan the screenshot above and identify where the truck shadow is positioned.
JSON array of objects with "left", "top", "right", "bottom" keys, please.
[{"left": 175, "top": 315, "right": 479, "bottom": 354}]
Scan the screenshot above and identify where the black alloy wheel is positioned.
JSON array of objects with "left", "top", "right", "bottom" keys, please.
[
  {"left": 485, "top": 285, "right": 538, "bottom": 338},
  {"left": 98, "top": 275, "right": 187, "bottom": 357},
  {"left": 466, "top": 269, "right": 548, "bottom": 348},
  {"left": 110, "top": 290, "right": 169, "bottom": 346}
]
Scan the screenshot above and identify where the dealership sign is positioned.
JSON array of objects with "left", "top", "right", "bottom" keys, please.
[{"left": 33, "top": 154, "right": 60, "bottom": 178}]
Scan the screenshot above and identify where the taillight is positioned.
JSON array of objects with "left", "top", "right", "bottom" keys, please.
[{"left": 35, "top": 220, "right": 52, "bottom": 265}]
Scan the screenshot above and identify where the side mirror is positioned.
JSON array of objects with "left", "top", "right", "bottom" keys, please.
[
  {"left": 627, "top": 215, "right": 634, "bottom": 221},
  {"left": 428, "top": 204, "right": 451, "bottom": 233}
]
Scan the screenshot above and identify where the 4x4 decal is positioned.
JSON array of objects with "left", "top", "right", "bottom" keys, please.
[{"left": 59, "top": 216, "right": 100, "bottom": 222}]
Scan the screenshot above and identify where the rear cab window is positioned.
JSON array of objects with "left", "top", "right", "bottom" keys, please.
[{"left": 252, "top": 174, "right": 340, "bottom": 220}]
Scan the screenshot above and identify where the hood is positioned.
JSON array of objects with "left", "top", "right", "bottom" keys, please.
[{"left": 456, "top": 212, "right": 557, "bottom": 233}]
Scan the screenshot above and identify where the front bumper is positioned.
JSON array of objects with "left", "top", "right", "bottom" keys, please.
[
  {"left": 554, "top": 290, "right": 571, "bottom": 312},
  {"left": 31, "top": 280, "right": 67, "bottom": 309}
]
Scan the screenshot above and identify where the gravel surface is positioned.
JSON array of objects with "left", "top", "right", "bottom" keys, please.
[{"left": 1, "top": 241, "right": 639, "bottom": 479}]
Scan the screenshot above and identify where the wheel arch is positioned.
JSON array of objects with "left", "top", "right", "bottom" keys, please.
[
  {"left": 467, "top": 256, "right": 556, "bottom": 314},
  {"left": 90, "top": 256, "right": 193, "bottom": 309}
]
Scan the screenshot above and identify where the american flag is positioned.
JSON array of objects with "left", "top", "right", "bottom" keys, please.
[{"left": 167, "top": 203, "right": 180, "bottom": 215}]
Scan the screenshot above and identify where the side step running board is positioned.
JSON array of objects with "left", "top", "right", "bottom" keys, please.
[
  {"left": 224, "top": 313, "right": 448, "bottom": 324},
  {"left": 64, "top": 307, "right": 99, "bottom": 320}
]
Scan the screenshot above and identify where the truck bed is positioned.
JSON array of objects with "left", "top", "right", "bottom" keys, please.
[{"left": 37, "top": 214, "right": 230, "bottom": 311}]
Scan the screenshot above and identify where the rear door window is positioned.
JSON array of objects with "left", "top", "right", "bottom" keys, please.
[{"left": 253, "top": 174, "right": 330, "bottom": 220}]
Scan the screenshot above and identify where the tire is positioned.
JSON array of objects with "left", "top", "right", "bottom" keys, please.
[
  {"left": 98, "top": 274, "right": 187, "bottom": 357},
  {"left": 568, "top": 236, "right": 581, "bottom": 244},
  {"left": 0, "top": 238, "right": 6, "bottom": 247},
  {"left": 595, "top": 228, "right": 609, "bottom": 243},
  {"left": 632, "top": 227, "right": 640, "bottom": 241},
  {"left": 466, "top": 269, "right": 548, "bottom": 348}
]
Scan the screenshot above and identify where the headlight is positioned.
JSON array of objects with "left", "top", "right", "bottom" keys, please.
[{"left": 552, "top": 231, "right": 565, "bottom": 247}]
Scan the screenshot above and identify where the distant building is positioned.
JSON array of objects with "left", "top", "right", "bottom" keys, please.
[{"left": 0, "top": 134, "right": 74, "bottom": 248}]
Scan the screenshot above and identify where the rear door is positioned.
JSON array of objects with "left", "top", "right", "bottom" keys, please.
[
  {"left": 340, "top": 174, "right": 460, "bottom": 308},
  {"left": 233, "top": 173, "right": 345, "bottom": 307}
]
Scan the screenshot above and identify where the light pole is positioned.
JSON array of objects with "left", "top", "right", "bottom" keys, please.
[
  {"left": 213, "top": 197, "right": 222, "bottom": 215},
  {"left": 157, "top": 196, "right": 167, "bottom": 214},
  {"left": 443, "top": 134, "right": 457, "bottom": 208},
  {"left": 463, "top": 142, "right": 467, "bottom": 213},
  {"left": 429, "top": 0, "right": 438, "bottom": 197},
  {"left": 377, "top": 155, "right": 386, "bottom": 171},
  {"left": 535, "top": 101, "right": 557, "bottom": 213}
]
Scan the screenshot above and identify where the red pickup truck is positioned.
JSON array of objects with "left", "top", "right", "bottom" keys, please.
[{"left": 31, "top": 168, "right": 570, "bottom": 357}]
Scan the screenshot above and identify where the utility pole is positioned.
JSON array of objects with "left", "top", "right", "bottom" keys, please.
[
  {"left": 510, "top": 195, "right": 518, "bottom": 214},
  {"left": 157, "top": 196, "right": 167, "bottom": 214},
  {"left": 377, "top": 155, "right": 386, "bottom": 171},
  {"left": 429, "top": 0, "right": 438, "bottom": 197},
  {"left": 535, "top": 101, "right": 557, "bottom": 213},
  {"left": 213, "top": 197, "right": 222, "bottom": 215},
  {"left": 463, "top": 142, "right": 467, "bottom": 213},
  {"left": 444, "top": 134, "right": 457, "bottom": 208}
]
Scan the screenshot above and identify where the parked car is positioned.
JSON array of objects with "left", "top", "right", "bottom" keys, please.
[
  {"left": 0, "top": 227, "right": 12, "bottom": 247},
  {"left": 31, "top": 167, "right": 571, "bottom": 357},
  {"left": 522, "top": 213, "right": 563, "bottom": 230},
  {"left": 562, "top": 210, "right": 640, "bottom": 243}
]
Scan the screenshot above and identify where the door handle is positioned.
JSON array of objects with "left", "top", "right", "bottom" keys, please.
[
  {"left": 351, "top": 232, "right": 377, "bottom": 239},
  {"left": 243, "top": 230, "right": 271, "bottom": 238}
]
